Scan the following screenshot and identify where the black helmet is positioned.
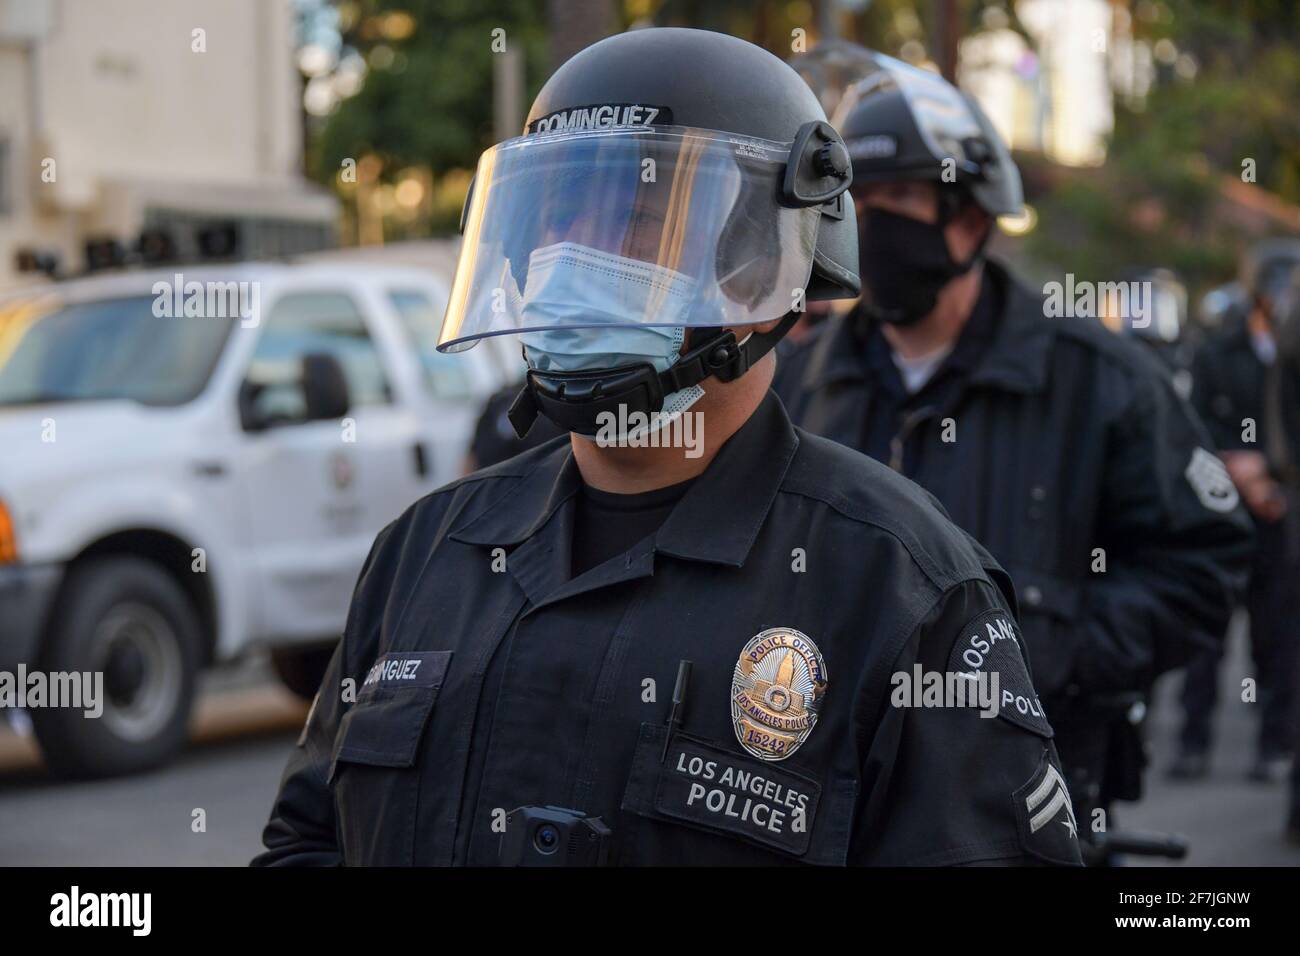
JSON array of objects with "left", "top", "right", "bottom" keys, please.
[
  {"left": 1197, "top": 281, "right": 1248, "bottom": 330},
  {"left": 522, "top": 27, "right": 859, "bottom": 301},
  {"left": 1240, "top": 238, "right": 1300, "bottom": 306},
  {"left": 788, "top": 39, "right": 882, "bottom": 124},
  {"left": 833, "top": 53, "right": 1023, "bottom": 218},
  {"left": 1102, "top": 267, "right": 1188, "bottom": 344},
  {"left": 439, "top": 28, "right": 857, "bottom": 437}
]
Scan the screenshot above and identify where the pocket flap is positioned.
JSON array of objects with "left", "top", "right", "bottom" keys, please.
[
  {"left": 1004, "top": 565, "right": 1080, "bottom": 621},
  {"left": 329, "top": 650, "right": 451, "bottom": 780}
]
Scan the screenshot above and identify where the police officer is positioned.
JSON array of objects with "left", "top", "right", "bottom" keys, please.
[
  {"left": 1101, "top": 267, "right": 1197, "bottom": 402},
  {"left": 1259, "top": 261, "right": 1300, "bottom": 838},
  {"left": 1172, "top": 240, "right": 1300, "bottom": 782},
  {"left": 773, "top": 54, "right": 1253, "bottom": 843},
  {"left": 255, "top": 29, "right": 1080, "bottom": 867}
]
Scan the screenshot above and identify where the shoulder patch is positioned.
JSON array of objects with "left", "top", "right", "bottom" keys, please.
[
  {"left": 1185, "top": 446, "right": 1240, "bottom": 513},
  {"left": 1012, "top": 748, "right": 1082, "bottom": 866},
  {"left": 947, "top": 608, "right": 1053, "bottom": 737}
]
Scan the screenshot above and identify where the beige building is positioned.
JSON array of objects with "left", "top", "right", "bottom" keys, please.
[
  {"left": 0, "top": 0, "right": 336, "bottom": 289},
  {"left": 959, "top": 0, "right": 1115, "bottom": 168}
]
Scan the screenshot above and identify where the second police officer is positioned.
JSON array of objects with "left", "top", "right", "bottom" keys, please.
[
  {"left": 256, "top": 28, "right": 1081, "bottom": 867},
  {"left": 1172, "top": 240, "right": 1300, "bottom": 783},
  {"left": 774, "top": 54, "right": 1254, "bottom": 853}
]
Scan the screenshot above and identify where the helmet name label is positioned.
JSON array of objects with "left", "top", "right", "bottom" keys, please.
[{"left": 527, "top": 103, "right": 671, "bottom": 134}]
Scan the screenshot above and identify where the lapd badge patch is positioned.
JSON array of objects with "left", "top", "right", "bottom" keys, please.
[
  {"left": 732, "top": 628, "right": 827, "bottom": 761},
  {"left": 1185, "top": 446, "right": 1239, "bottom": 513}
]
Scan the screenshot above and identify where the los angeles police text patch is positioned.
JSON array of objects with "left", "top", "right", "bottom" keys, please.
[
  {"left": 1013, "top": 748, "right": 1082, "bottom": 866},
  {"left": 654, "top": 733, "right": 821, "bottom": 856},
  {"left": 947, "top": 608, "right": 1052, "bottom": 737}
]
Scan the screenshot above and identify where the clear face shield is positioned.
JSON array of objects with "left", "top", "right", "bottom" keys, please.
[{"left": 437, "top": 126, "right": 823, "bottom": 353}]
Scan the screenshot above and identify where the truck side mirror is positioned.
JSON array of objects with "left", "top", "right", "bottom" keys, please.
[{"left": 300, "top": 351, "right": 351, "bottom": 422}]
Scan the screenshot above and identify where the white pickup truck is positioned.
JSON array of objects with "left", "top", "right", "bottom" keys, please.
[{"left": 0, "top": 263, "right": 505, "bottom": 776}]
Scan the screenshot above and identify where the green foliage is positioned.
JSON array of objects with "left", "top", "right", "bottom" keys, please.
[
  {"left": 1025, "top": 0, "right": 1300, "bottom": 290},
  {"left": 312, "top": 0, "right": 549, "bottom": 184}
]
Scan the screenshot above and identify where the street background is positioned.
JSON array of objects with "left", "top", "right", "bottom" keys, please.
[
  {"left": 1, "top": 0, "right": 1297, "bottom": 866},
  {"left": 1, "top": 613, "right": 1291, "bottom": 866}
]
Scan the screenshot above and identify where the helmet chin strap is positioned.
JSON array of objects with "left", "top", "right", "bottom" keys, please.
[{"left": 508, "top": 312, "right": 799, "bottom": 438}]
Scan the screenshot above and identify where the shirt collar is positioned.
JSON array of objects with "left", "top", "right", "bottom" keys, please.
[
  {"left": 450, "top": 390, "right": 800, "bottom": 569},
  {"left": 449, "top": 440, "right": 583, "bottom": 549},
  {"left": 798, "top": 259, "right": 1054, "bottom": 396},
  {"left": 654, "top": 390, "right": 799, "bottom": 567}
]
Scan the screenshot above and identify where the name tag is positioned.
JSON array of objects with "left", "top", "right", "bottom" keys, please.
[{"left": 361, "top": 651, "right": 446, "bottom": 693}]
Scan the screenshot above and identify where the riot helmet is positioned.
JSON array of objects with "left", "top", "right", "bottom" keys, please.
[
  {"left": 437, "top": 28, "right": 858, "bottom": 437},
  {"left": 1241, "top": 238, "right": 1300, "bottom": 313},
  {"left": 828, "top": 54, "right": 1021, "bottom": 325},
  {"left": 833, "top": 53, "right": 1022, "bottom": 218}
]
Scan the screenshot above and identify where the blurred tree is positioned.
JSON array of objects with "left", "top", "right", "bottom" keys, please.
[
  {"left": 311, "top": 0, "right": 552, "bottom": 237},
  {"left": 548, "top": 0, "right": 618, "bottom": 68},
  {"left": 309, "top": 0, "right": 981, "bottom": 240},
  {"left": 1024, "top": 0, "right": 1300, "bottom": 293}
]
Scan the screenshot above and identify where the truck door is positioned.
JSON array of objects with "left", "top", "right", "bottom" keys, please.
[
  {"left": 386, "top": 286, "right": 501, "bottom": 486},
  {"left": 233, "top": 289, "right": 409, "bottom": 642}
]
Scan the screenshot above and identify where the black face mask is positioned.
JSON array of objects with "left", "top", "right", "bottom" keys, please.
[{"left": 859, "top": 206, "right": 981, "bottom": 326}]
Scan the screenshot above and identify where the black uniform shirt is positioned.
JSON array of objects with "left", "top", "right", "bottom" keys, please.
[
  {"left": 775, "top": 260, "right": 1252, "bottom": 704},
  {"left": 256, "top": 392, "right": 1081, "bottom": 867},
  {"left": 859, "top": 277, "right": 1001, "bottom": 471},
  {"left": 571, "top": 478, "right": 696, "bottom": 578}
]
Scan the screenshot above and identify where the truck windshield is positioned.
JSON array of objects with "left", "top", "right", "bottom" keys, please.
[{"left": 0, "top": 294, "right": 234, "bottom": 407}]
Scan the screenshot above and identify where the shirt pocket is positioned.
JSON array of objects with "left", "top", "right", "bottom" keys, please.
[
  {"left": 328, "top": 650, "right": 451, "bottom": 865},
  {"left": 618, "top": 723, "right": 857, "bottom": 866}
]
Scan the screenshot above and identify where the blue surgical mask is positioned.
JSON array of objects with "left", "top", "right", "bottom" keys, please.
[{"left": 518, "top": 242, "right": 706, "bottom": 432}]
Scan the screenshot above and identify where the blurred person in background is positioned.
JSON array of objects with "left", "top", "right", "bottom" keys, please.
[
  {"left": 1260, "top": 263, "right": 1300, "bottom": 839},
  {"left": 1171, "top": 240, "right": 1300, "bottom": 783},
  {"left": 774, "top": 55, "right": 1253, "bottom": 856},
  {"left": 1101, "top": 268, "right": 1197, "bottom": 402}
]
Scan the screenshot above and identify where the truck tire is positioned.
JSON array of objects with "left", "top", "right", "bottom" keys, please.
[
  {"left": 271, "top": 643, "right": 336, "bottom": 701},
  {"left": 31, "top": 556, "right": 200, "bottom": 778}
]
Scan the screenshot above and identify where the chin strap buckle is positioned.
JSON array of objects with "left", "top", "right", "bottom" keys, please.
[
  {"left": 510, "top": 313, "right": 802, "bottom": 438},
  {"left": 507, "top": 385, "right": 540, "bottom": 439}
]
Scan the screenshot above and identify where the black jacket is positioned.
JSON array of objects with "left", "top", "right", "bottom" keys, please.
[
  {"left": 1191, "top": 317, "right": 1294, "bottom": 569},
  {"left": 1191, "top": 316, "right": 1268, "bottom": 454},
  {"left": 256, "top": 393, "right": 1080, "bottom": 866},
  {"left": 774, "top": 261, "right": 1253, "bottom": 708}
]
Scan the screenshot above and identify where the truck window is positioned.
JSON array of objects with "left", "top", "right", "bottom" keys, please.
[
  {"left": 245, "top": 291, "right": 391, "bottom": 423},
  {"left": 388, "top": 289, "right": 476, "bottom": 400},
  {"left": 0, "top": 294, "right": 232, "bottom": 407}
]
